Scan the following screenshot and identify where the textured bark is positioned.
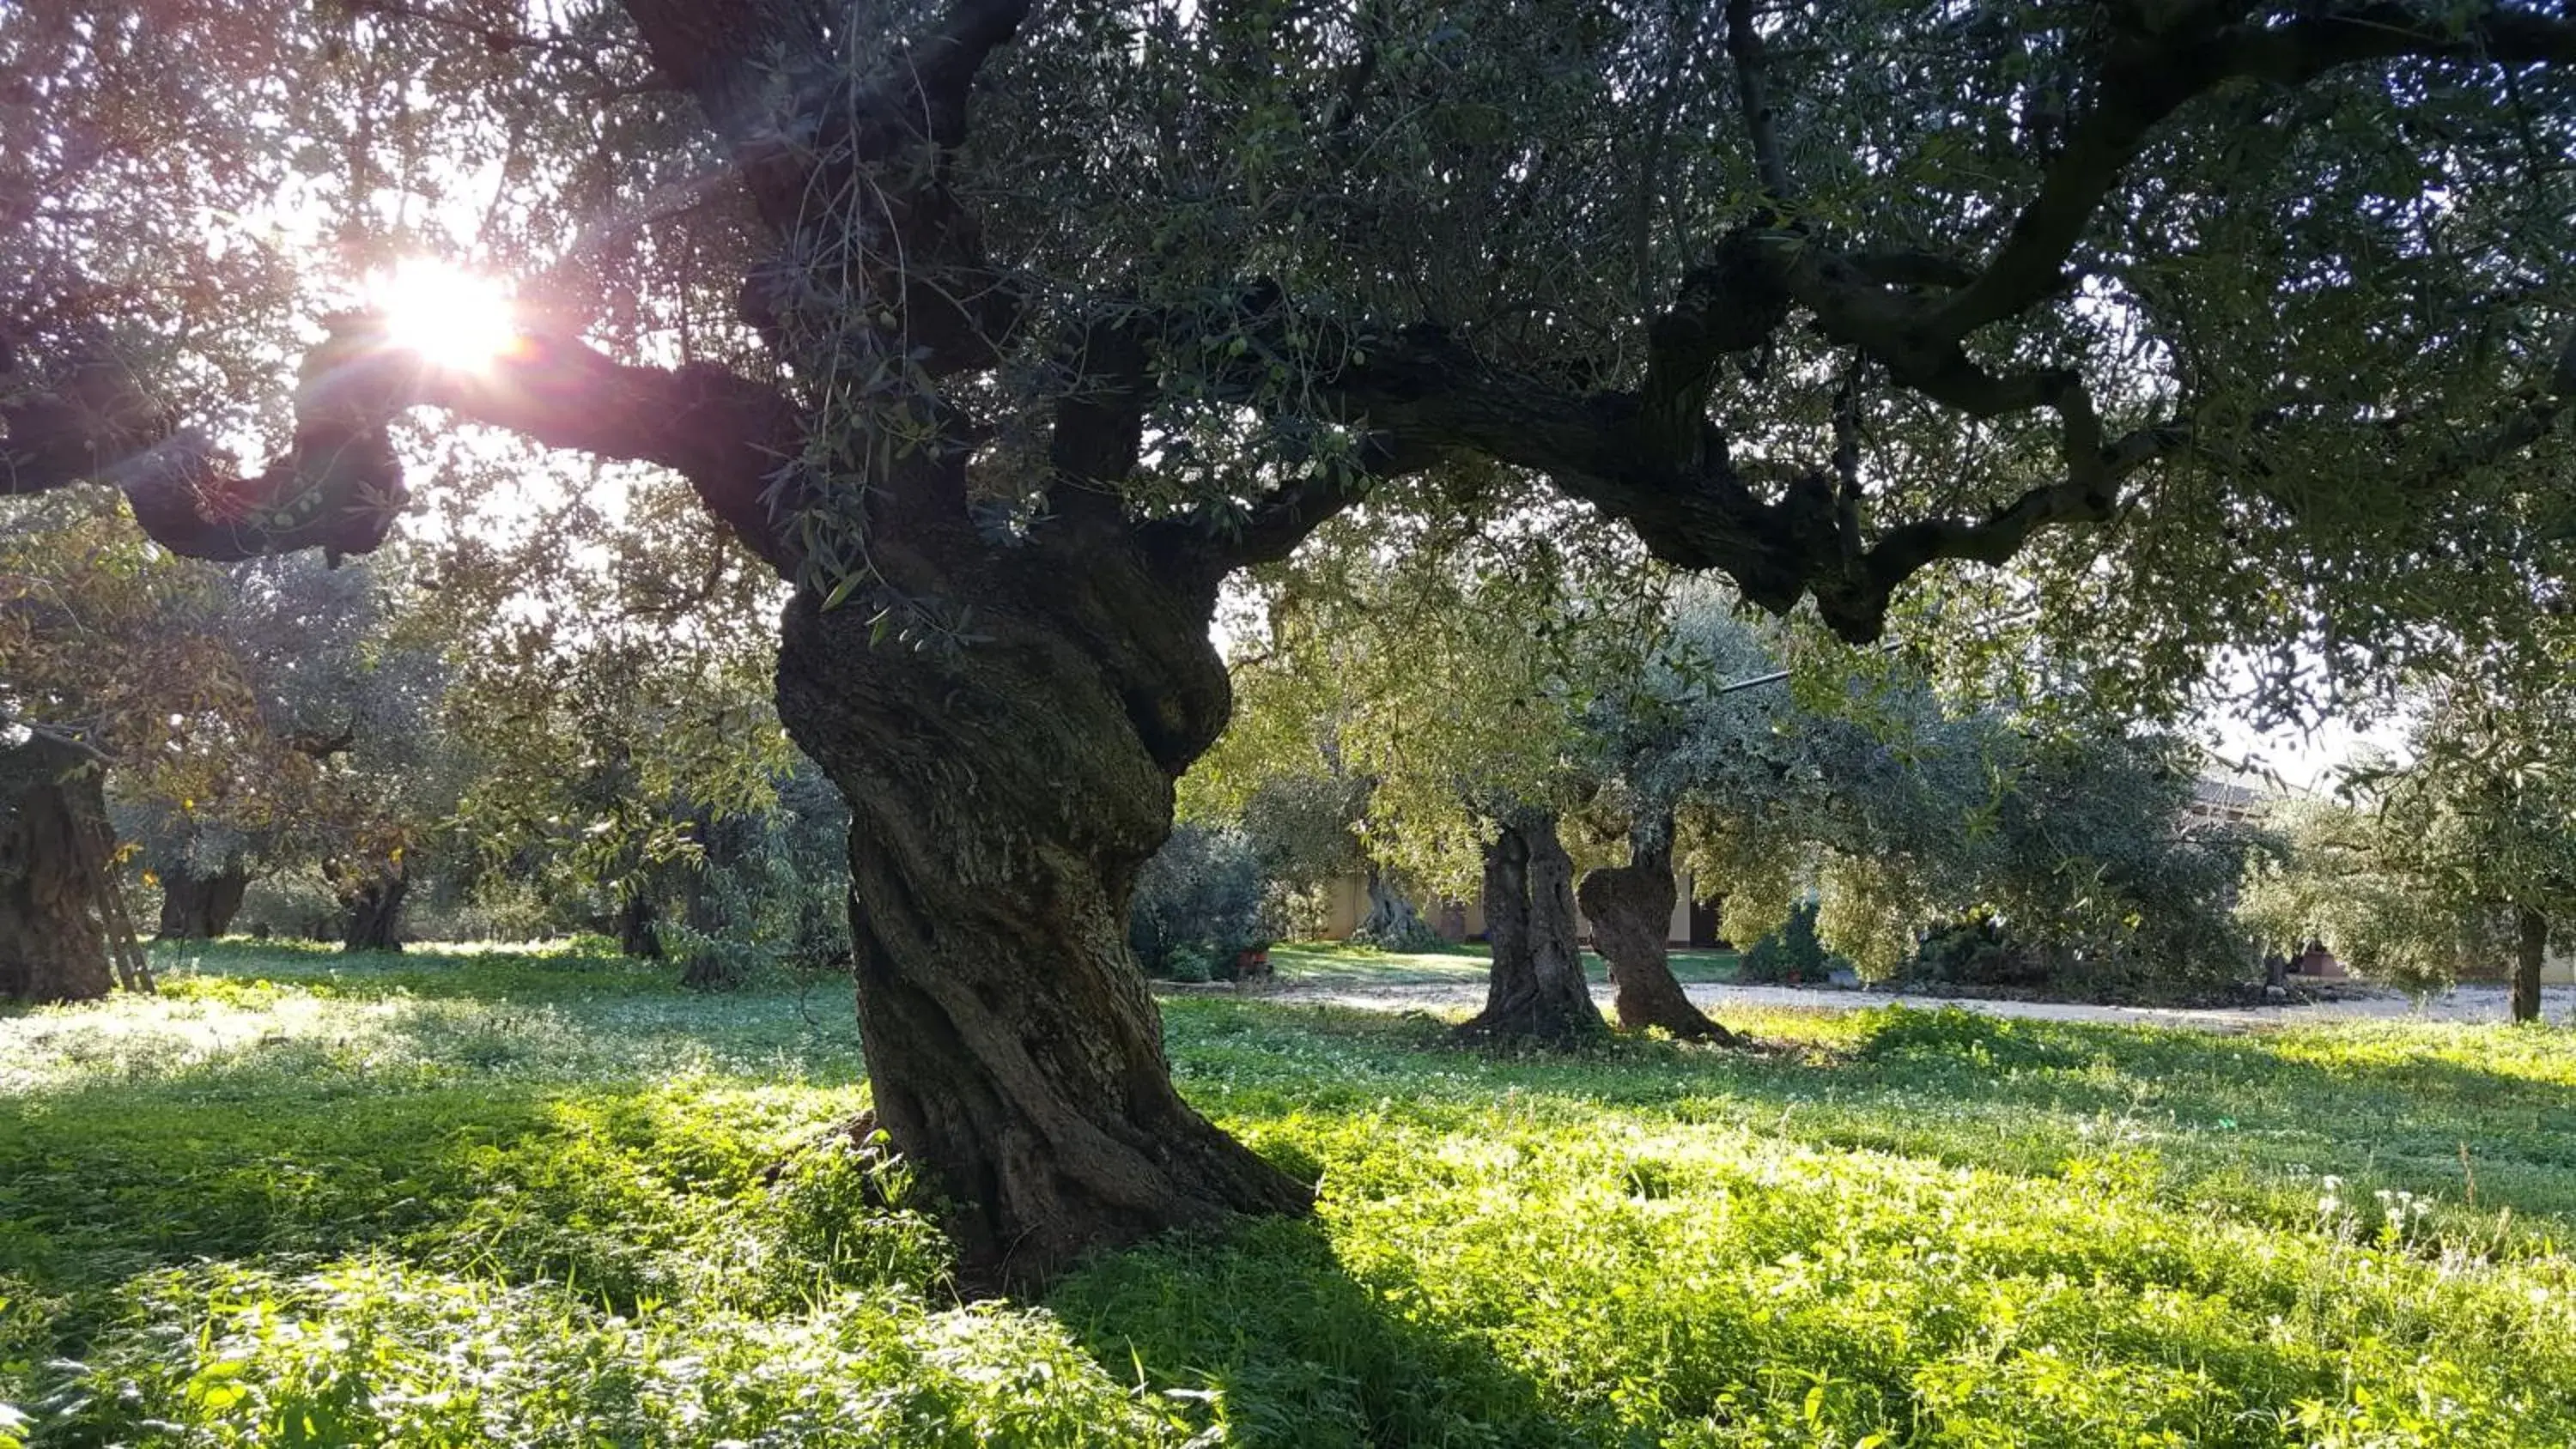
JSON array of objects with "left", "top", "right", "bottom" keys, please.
[
  {"left": 1353, "top": 861, "right": 1436, "bottom": 949},
  {"left": 1579, "top": 832, "right": 1734, "bottom": 1043},
  {"left": 2514, "top": 906, "right": 2549, "bottom": 1024},
  {"left": 1457, "top": 810, "right": 1603, "bottom": 1046},
  {"left": 155, "top": 856, "right": 251, "bottom": 940},
  {"left": 0, "top": 737, "right": 115, "bottom": 1003},
  {"left": 775, "top": 546, "right": 1312, "bottom": 1289},
  {"left": 338, "top": 870, "right": 407, "bottom": 953}
]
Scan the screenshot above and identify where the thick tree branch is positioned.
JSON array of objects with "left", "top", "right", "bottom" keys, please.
[
  {"left": 1639, "top": 233, "right": 1791, "bottom": 470},
  {"left": 1043, "top": 314, "right": 1151, "bottom": 536},
  {"left": 405, "top": 325, "right": 807, "bottom": 573},
  {"left": 1724, "top": 0, "right": 1794, "bottom": 204},
  {"left": 622, "top": 0, "right": 1030, "bottom": 365},
  {"left": 1844, "top": 248, "right": 1982, "bottom": 291},
  {"left": 1294, "top": 325, "right": 1835, "bottom": 613},
  {"left": 6, "top": 316, "right": 805, "bottom": 573},
  {"left": 619, "top": 0, "right": 826, "bottom": 164},
  {"left": 1831, "top": 416, "right": 2191, "bottom": 635},
  {"left": 1169, "top": 253, "right": 2576, "bottom": 643},
  {"left": 910, "top": 0, "right": 1039, "bottom": 146},
  {"left": 1937, "top": 2, "right": 2576, "bottom": 339},
  {"left": 1193, "top": 432, "right": 1446, "bottom": 572}
]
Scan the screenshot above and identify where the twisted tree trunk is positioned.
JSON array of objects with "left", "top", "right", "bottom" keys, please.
[
  {"left": 775, "top": 536, "right": 1312, "bottom": 1288},
  {"left": 337, "top": 869, "right": 407, "bottom": 953},
  {"left": 0, "top": 736, "right": 115, "bottom": 1003},
  {"left": 1457, "top": 809, "right": 1603, "bottom": 1046},
  {"left": 2514, "top": 906, "right": 2549, "bottom": 1024},
  {"left": 1579, "top": 825, "right": 1734, "bottom": 1042},
  {"left": 155, "top": 855, "right": 251, "bottom": 939},
  {"left": 1353, "top": 860, "right": 1436, "bottom": 949}
]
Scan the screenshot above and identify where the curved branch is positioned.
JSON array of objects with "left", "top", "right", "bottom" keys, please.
[
  {"left": 9, "top": 316, "right": 806, "bottom": 573},
  {"left": 1834, "top": 417, "right": 2190, "bottom": 627},
  {"left": 912, "top": 0, "right": 1039, "bottom": 145},
  {"left": 1936, "top": 2, "right": 2576, "bottom": 340},
  {"left": 1189, "top": 432, "right": 1446, "bottom": 572},
  {"left": 1640, "top": 233, "right": 1791, "bottom": 470},
  {"left": 410, "top": 325, "right": 808, "bottom": 572}
]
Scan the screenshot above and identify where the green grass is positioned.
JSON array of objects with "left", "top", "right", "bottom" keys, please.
[
  {"left": 5, "top": 941, "right": 2576, "bottom": 1446},
  {"left": 1268, "top": 940, "right": 1743, "bottom": 990}
]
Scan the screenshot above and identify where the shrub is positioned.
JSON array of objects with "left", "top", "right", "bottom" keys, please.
[
  {"left": 1909, "top": 912, "right": 2052, "bottom": 989},
  {"left": 1737, "top": 900, "right": 1844, "bottom": 985},
  {"left": 1130, "top": 825, "right": 1273, "bottom": 981}
]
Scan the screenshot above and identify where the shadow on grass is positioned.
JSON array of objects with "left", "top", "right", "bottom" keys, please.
[
  {"left": 1052, "top": 1215, "right": 1589, "bottom": 1447},
  {"left": 1, "top": 1077, "right": 561, "bottom": 1276},
  {"left": 0, "top": 1053, "right": 873, "bottom": 1354}
]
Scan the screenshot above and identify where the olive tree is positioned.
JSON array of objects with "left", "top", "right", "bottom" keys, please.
[
  {"left": 1, "top": 492, "right": 269, "bottom": 997},
  {"left": 2354, "top": 655, "right": 2576, "bottom": 1018},
  {"left": 1198, "top": 494, "right": 1658, "bottom": 1043},
  {"left": 2237, "top": 793, "right": 2489, "bottom": 997},
  {"left": 8, "top": 0, "right": 2575, "bottom": 1281}
]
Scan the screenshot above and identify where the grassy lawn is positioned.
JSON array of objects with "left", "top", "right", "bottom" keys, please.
[
  {"left": 1269, "top": 939, "right": 1744, "bottom": 990},
  {"left": 5, "top": 942, "right": 2576, "bottom": 1446}
]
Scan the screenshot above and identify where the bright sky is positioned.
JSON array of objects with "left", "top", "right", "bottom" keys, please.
[{"left": 2198, "top": 704, "right": 2410, "bottom": 796}]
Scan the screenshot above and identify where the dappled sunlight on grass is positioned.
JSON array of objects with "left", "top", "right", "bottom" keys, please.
[
  {"left": 1, "top": 941, "right": 868, "bottom": 1096},
  {"left": 5, "top": 943, "right": 2576, "bottom": 1444},
  {"left": 1266, "top": 940, "right": 1495, "bottom": 988},
  {"left": 1266, "top": 938, "right": 1740, "bottom": 990}
]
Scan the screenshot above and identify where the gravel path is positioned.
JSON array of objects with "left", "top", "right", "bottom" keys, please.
[{"left": 1250, "top": 978, "right": 2576, "bottom": 1032}]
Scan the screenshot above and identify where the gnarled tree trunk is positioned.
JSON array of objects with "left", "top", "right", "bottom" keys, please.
[
  {"left": 1457, "top": 809, "right": 1603, "bottom": 1046},
  {"left": 0, "top": 736, "right": 115, "bottom": 1003},
  {"left": 775, "top": 541, "right": 1312, "bottom": 1288},
  {"left": 1353, "top": 860, "right": 1436, "bottom": 949},
  {"left": 337, "top": 869, "right": 407, "bottom": 953},
  {"left": 2514, "top": 906, "right": 2549, "bottom": 1024},
  {"left": 155, "top": 855, "right": 252, "bottom": 940},
  {"left": 1579, "top": 822, "right": 1734, "bottom": 1042}
]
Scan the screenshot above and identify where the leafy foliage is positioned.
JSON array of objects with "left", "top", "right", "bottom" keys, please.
[
  {"left": 1628, "top": 603, "right": 2261, "bottom": 991},
  {"left": 2241, "top": 795, "right": 2514, "bottom": 997},
  {"left": 1735, "top": 900, "right": 1840, "bottom": 985},
  {"left": 1198, "top": 495, "right": 1671, "bottom": 903},
  {"left": 650, "top": 763, "right": 856, "bottom": 986},
  {"left": 1129, "top": 824, "right": 1273, "bottom": 983}
]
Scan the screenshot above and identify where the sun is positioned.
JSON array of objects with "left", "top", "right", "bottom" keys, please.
[{"left": 369, "top": 258, "right": 519, "bottom": 370}]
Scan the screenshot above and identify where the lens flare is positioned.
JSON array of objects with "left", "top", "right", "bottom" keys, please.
[{"left": 370, "top": 258, "right": 519, "bottom": 369}]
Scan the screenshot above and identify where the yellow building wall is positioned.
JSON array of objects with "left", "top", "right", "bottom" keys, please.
[{"left": 1317, "top": 875, "right": 1365, "bottom": 940}]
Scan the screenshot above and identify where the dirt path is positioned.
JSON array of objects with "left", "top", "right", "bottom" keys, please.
[{"left": 1249, "top": 978, "right": 2576, "bottom": 1032}]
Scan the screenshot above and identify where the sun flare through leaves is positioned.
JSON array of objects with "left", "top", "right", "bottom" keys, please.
[{"left": 368, "top": 258, "right": 519, "bottom": 372}]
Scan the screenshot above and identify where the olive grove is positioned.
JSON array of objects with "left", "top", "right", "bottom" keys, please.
[{"left": 4, "top": 0, "right": 2573, "bottom": 1281}]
